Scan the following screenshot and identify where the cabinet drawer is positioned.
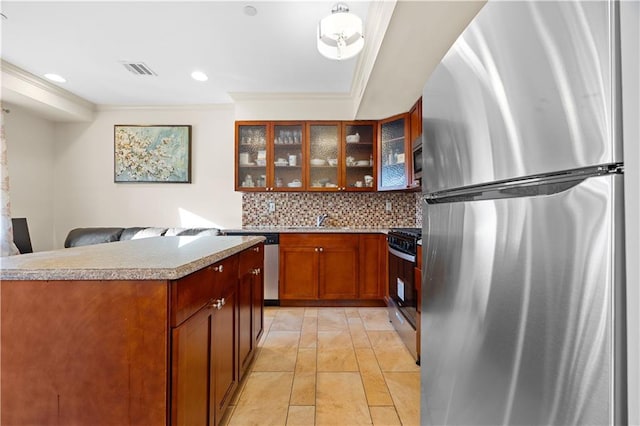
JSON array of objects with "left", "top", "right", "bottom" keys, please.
[
  {"left": 171, "top": 256, "right": 239, "bottom": 327},
  {"left": 238, "top": 243, "right": 263, "bottom": 275},
  {"left": 212, "top": 255, "right": 239, "bottom": 296},
  {"left": 171, "top": 267, "right": 215, "bottom": 327}
]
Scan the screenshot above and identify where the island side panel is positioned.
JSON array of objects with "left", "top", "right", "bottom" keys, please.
[{"left": 1, "top": 279, "right": 169, "bottom": 426}]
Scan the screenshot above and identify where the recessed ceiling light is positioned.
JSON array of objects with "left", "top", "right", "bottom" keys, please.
[
  {"left": 44, "top": 73, "right": 66, "bottom": 83},
  {"left": 191, "top": 71, "right": 208, "bottom": 82},
  {"left": 244, "top": 5, "right": 257, "bottom": 16}
]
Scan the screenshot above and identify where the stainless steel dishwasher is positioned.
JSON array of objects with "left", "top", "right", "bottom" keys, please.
[{"left": 223, "top": 231, "right": 280, "bottom": 305}]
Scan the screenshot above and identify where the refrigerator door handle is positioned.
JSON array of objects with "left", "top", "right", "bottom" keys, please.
[{"left": 424, "top": 163, "right": 623, "bottom": 204}]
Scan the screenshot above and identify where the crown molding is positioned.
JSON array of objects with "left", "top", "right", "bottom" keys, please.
[
  {"left": 1, "top": 60, "right": 95, "bottom": 110},
  {"left": 1, "top": 60, "right": 95, "bottom": 122},
  {"left": 96, "top": 104, "right": 234, "bottom": 112},
  {"left": 229, "top": 92, "right": 352, "bottom": 102}
]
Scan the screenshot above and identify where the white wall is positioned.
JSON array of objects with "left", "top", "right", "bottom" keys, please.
[
  {"left": 3, "top": 103, "right": 56, "bottom": 251},
  {"left": 52, "top": 105, "right": 242, "bottom": 248}
]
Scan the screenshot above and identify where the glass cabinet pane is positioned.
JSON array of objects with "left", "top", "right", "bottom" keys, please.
[
  {"left": 238, "top": 124, "right": 268, "bottom": 189},
  {"left": 380, "top": 117, "right": 408, "bottom": 189},
  {"left": 273, "top": 124, "right": 304, "bottom": 190},
  {"left": 344, "top": 122, "right": 375, "bottom": 190},
  {"left": 308, "top": 124, "right": 339, "bottom": 190}
]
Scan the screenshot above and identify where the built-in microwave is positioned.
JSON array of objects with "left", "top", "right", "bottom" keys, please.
[{"left": 411, "top": 137, "right": 423, "bottom": 183}]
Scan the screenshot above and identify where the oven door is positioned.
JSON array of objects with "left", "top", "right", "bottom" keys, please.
[{"left": 387, "top": 247, "right": 418, "bottom": 328}]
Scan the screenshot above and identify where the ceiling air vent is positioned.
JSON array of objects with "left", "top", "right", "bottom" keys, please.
[{"left": 121, "top": 61, "right": 157, "bottom": 76}]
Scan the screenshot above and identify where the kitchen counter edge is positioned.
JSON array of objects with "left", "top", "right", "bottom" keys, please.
[{"left": 0, "top": 235, "right": 265, "bottom": 281}]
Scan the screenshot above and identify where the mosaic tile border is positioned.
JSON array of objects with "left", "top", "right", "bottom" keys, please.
[{"left": 243, "top": 192, "right": 422, "bottom": 228}]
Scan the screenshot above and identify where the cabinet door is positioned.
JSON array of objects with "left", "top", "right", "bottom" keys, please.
[
  {"left": 252, "top": 265, "right": 264, "bottom": 344},
  {"left": 273, "top": 122, "right": 305, "bottom": 191},
  {"left": 172, "top": 306, "right": 211, "bottom": 426},
  {"left": 211, "top": 286, "right": 237, "bottom": 426},
  {"left": 236, "top": 122, "right": 270, "bottom": 191},
  {"left": 280, "top": 246, "right": 318, "bottom": 299},
  {"left": 343, "top": 121, "right": 376, "bottom": 191},
  {"left": 237, "top": 270, "right": 253, "bottom": 379},
  {"left": 378, "top": 113, "right": 410, "bottom": 191},
  {"left": 318, "top": 241, "right": 359, "bottom": 299},
  {"left": 359, "top": 234, "right": 386, "bottom": 299},
  {"left": 307, "top": 122, "right": 341, "bottom": 191}
]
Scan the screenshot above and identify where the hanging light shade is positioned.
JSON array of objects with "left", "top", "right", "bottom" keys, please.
[{"left": 317, "top": 3, "right": 364, "bottom": 60}]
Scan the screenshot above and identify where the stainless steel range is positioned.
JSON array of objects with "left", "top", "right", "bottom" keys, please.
[{"left": 386, "top": 227, "right": 421, "bottom": 364}]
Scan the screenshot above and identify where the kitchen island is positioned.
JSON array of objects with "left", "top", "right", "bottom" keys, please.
[{"left": 1, "top": 235, "right": 265, "bottom": 426}]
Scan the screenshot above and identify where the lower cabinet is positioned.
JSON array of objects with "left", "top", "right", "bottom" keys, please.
[
  {"left": 237, "top": 244, "right": 264, "bottom": 380},
  {"left": 0, "top": 243, "right": 263, "bottom": 426},
  {"left": 279, "top": 233, "right": 385, "bottom": 304},
  {"left": 172, "top": 245, "right": 263, "bottom": 426}
]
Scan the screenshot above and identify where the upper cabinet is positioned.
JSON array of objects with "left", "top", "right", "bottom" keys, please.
[
  {"left": 273, "top": 123, "right": 305, "bottom": 191},
  {"left": 408, "top": 97, "right": 422, "bottom": 191},
  {"left": 378, "top": 113, "right": 410, "bottom": 191},
  {"left": 235, "top": 103, "right": 418, "bottom": 193},
  {"left": 236, "top": 122, "right": 269, "bottom": 191},
  {"left": 307, "top": 122, "right": 341, "bottom": 191},
  {"left": 343, "top": 121, "right": 376, "bottom": 191},
  {"left": 235, "top": 121, "right": 305, "bottom": 191}
]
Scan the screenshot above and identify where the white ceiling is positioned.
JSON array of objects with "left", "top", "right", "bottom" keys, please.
[{"left": 0, "top": 1, "right": 485, "bottom": 119}]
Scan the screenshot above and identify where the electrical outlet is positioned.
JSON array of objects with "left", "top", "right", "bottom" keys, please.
[
  {"left": 385, "top": 200, "right": 392, "bottom": 212},
  {"left": 268, "top": 201, "right": 276, "bottom": 213}
]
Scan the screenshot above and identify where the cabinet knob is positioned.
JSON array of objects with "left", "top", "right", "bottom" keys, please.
[
  {"left": 214, "top": 265, "right": 224, "bottom": 272},
  {"left": 209, "top": 299, "right": 221, "bottom": 310},
  {"left": 252, "top": 268, "right": 261, "bottom": 275},
  {"left": 220, "top": 297, "right": 226, "bottom": 308},
  {"left": 253, "top": 246, "right": 260, "bottom": 252},
  {"left": 314, "top": 248, "right": 318, "bottom": 252},
  {"left": 319, "top": 247, "right": 324, "bottom": 252}
]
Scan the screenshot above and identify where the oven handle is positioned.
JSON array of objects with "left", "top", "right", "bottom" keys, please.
[{"left": 388, "top": 246, "right": 416, "bottom": 263}]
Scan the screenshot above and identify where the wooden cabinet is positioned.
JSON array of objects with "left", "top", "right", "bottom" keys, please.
[
  {"left": 236, "top": 120, "right": 377, "bottom": 192},
  {"left": 236, "top": 121, "right": 306, "bottom": 191},
  {"left": 307, "top": 122, "right": 341, "bottom": 191},
  {"left": 273, "top": 123, "right": 305, "bottom": 191},
  {"left": 415, "top": 244, "right": 422, "bottom": 362},
  {"left": 359, "top": 234, "right": 387, "bottom": 299},
  {"left": 279, "top": 233, "right": 386, "bottom": 305},
  {"left": 342, "top": 121, "right": 376, "bottom": 191},
  {"left": 237, "top": 244, "right": 264, "bottom": 380},
  {"left": 408, "top": 98, "right": 422, "bottom": 191},
  {"left": 171, "top": 255, "right": 239, "bottom": 426},
  {"left": 1, "top": 242, "right": 264, "bottom": 426},
  {"left": 409, "top": 97, "right": 422, "bottom": 145},
  {"left": 378, "top": 113, "right": 411, "bottom": 191},
  {"left": 211, "top": 281, "right": 237, "bottom": 424}
]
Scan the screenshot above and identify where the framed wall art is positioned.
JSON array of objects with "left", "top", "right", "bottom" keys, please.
[{"left": 114, "top": 125, "right": 192, "bottom": 183}]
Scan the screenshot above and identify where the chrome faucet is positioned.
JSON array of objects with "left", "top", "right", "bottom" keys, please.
[{"left": 316, "top": 214, "right": 329, "bottom": 227}]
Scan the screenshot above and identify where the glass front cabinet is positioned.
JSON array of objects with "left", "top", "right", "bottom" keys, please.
[
  {"left": 378, "top": 113, "right": 410, "bottom": 191},
  {"left": 235, "top": 121, "right": 305, "bottom": 191},
  {"left": 235, "top": 120, "right": 378, "bottom": 192},
  {"left": 343, "top": 121, "right": 376, "bottom": 191},
  {"left": 307, "top": 122, "right": 340, "bottom": 191}
]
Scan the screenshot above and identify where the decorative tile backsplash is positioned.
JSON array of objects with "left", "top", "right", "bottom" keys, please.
[{"left": 243, "top": 192, "right": 422, "bottom": 228}]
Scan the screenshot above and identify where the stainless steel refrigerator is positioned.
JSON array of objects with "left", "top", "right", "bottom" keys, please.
[{"left": 421, "top": 1, "right": 635, "bottom": 424}]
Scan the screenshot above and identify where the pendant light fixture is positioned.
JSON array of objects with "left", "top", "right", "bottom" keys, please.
[{"left": 317, "top": 3, "right": 364, "bottom": 60}]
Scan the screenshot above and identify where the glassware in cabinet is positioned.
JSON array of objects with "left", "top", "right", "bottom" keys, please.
[
  {"left": 307, "top": 122, "right": 341, "bottom": 191},
  {"left": 273, "top": 123, "right": 304, "bottom": 190},
  {"left": 343, "top": 121, "right": 376, "bottom": 191},
  {"left": 236, "top": 123, "right": 269, "bottom": 190}
]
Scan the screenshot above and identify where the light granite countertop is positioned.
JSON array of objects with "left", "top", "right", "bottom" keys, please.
[
  {"left": 223, "top": 226, "right": 389, "bottom": 234},
  {"left": 0, "top": 235, "right": 264, "bottom": 281}
]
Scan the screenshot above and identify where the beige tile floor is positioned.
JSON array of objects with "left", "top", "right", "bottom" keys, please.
[{"left": 223, "top": 307, "right": 420, "bottom": 426}]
